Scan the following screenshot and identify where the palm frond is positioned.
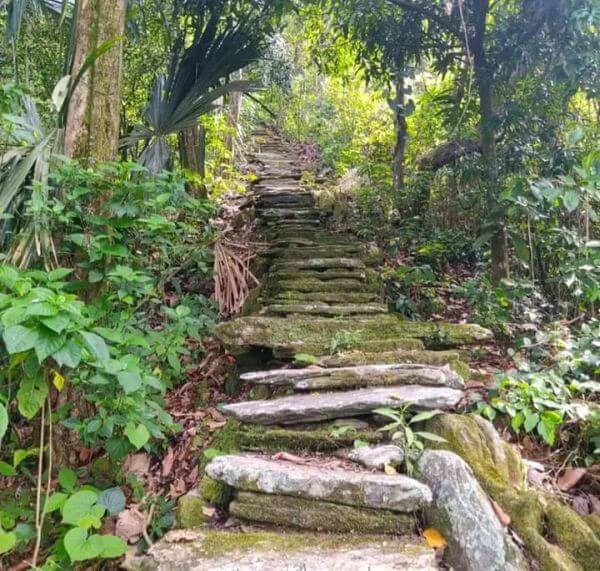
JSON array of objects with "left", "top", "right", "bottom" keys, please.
[{"left": 4, "top": 0, "right": 73, "bottom": 42}]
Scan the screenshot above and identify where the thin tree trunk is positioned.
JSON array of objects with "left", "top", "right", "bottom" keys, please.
[
  {"left": 392, "top": 69, "right": 408, "bottom": 191},
  {"left": 226, "top": 69, "right": 244, "bottom": 163},
  {"left": 472, "top": 0, "right": 509, "bottom": 283},
  {"left": 179, "top": 125, "right": 207, "bottom": 198},
  {"left": 64, "top": 0, "right": 127, "bottom": 162}
]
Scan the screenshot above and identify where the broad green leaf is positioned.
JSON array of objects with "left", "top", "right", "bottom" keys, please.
[
  {"left": 562, "top": 190, "right": 580, "bottom": 212},
  {"left": 99, "top": 535, "right": 128, "bottom": 558},
  {"left": 98, "top": 488, "right": 126, "bottom": 516},
  {"left": 410, "top": 410, "right": 443, "bottom": 424},
  {"left": 0, "top": 402, "right": 7, "bottom": 444},
  {"left": 47, "top": 268, "right": 74, "bottom": 282},
  {"left": 53, "top": 340, "right": 82, "bottom": 368},
  {"left": 0, "top": 461, "right": 17, "bottom": 476},
  {"left": 25, "top": 301, "right": 58, "bottom": 318},
  {"left": 124, "top": 422, "right": 150, "bottom": 450},
  {"left": 63, "top": 528, "right": 103, "bottom": 562},
  {"left": 61, "top": 490, "right": 102, "bottom": 527},
  {"left": 0, "top": 530, "right": 16, "bottom": 555},
  {"left": 44, "top": 492, "right": 68, "bottom": 513},
  {"left": 42, "top": 313, "right": 71, "bottom": 334},
  {"left": 13, "top": 447, "right": 40, "bottom": 467},
  {"left": 524, "top": 412, "right": 540, "bottom": 433},
  {"left": 59, "top": 467, "right": 77, "bottom": 492},
  {"left": 80, "top": 331, "right": 110, "bottom": 364},
  {"left": 3, "top": 325, "right": 38, "bottom": 354},
  {"left": 116, "top": 371, "right": 142, "bottom": 394},
  {"left": 34, "top": 328, "right": 66, "bottom": 363},
  {"left": 17, "top": 375, "right": 48, "bottom": 419}
]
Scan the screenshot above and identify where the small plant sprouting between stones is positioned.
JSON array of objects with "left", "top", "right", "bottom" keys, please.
[
  {"left": 374, "top": 406, "right": 447, "bottom": 475},
  {"left": 329, "top": 329, "right": 363, "bottom": 355}
]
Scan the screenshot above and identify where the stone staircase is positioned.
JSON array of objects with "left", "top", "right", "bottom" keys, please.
[{"left": 132, "top": 129, "right": 497, "bottom": 570}]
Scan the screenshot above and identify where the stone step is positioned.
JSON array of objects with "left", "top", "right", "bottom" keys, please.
[
  {"left": 318, "top": 348, "right": 462, "bottom": 368},
  {"left": 266, "top": 302, "right": 388, "bottom": 317},
  {"left": 221, "top": 385, "right": 464, "bottom": 424},
  {"left": 214, "top": 315, "right": 493, "bottom": 357},
  {"left": 269, "top": 269, "right": 369, "bottom": 282},
  {"left": 240, "top": 363, "right": 464, "bottom": 391},
  {"left": 230, "top": 491, "right": 414, "bottom": 534},
  {"left": 268, "top": 244, "right": 373, "bottom": 257},
  {"left": 131, "top": 530, "right": 438, "bottom": 571},
  {"left": 273, "top": 258, "right": 367, "bottom": 271},
  {"left": 260, "top": 208, "right": 322, "bottom": 220},
  {"left": 269, "top": 278, "right": 374, "bottom": 294},
  {"left": 205, "top": 454, "right": 432, "bottom": 511},
  {"left": 272, "top": 291, "right": 380, "bottom": 304}
]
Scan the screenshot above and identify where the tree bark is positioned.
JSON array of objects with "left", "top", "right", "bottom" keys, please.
[
  {"left": 392, "top": 70, "right": 408, "bottom": 191},
  {"left": 179, "top": 125, "right": 207, "bottom": 198},
  {"left": 64, "top": 0, "right": 127, "bottom": 162},
  {"left": 226, "top": 69, "right": 244, "bottom": 163},
  {"left": 471, "top": 0, "right": 509, "bottom": 283}
]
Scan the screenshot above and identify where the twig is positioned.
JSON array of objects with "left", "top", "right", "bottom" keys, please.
[{"left": 142, "top": 503, "right": 157, "bottom": 547}]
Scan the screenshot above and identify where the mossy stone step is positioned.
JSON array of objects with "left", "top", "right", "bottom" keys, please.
[
  {"left": 271, "top": 291, "right": 380, "bottom": 304},
  {"left": 269, "top": 278, "right": 375, "bottom": 295},
  {"left": 269, "top": 269, "right": 370, "bottom": 282},
  {"left": 273, "top": 258, "right": 366, "bottom": 271},
  {"left": 131, "top": 529, "right": 438, "bottom": 571},
  {"left": 230, "top": 491, "right": 415, "bottom": 534},
  {"left": 239, "top": 363, "right": 464, "bottom": 391},
  {"left": 266, "top": 302, "right": 388, "bottom": 317},
  {"left": 267, "top": 245, "right": 373, "bottom": 260},
  {"left": 205, "top": 454, "right": 432, "bottom": 511},
  {"left": 214, "top": 315, "right": 493, "bottom": 357},
  {"left": 271, "top": 236, "right": 360, "bottom": 248},
  {"left": 260, "top": 208, "right": 322, "bottom": 220},
  {"left": 221, "top": 385, "right": 464, "bottom": 425}
]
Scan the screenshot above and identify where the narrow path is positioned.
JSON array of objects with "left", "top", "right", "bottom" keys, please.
[{"left": 135, "top": 129, "right": 496, "bottom": 570}]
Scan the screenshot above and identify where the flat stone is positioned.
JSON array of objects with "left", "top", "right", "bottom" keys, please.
[
  {"left": 417, "top": 450, "right": 523, "bottom": 571},
  {"left": 126, "top": 530, "right": 438, "bottom": 571},
  {"left": 230, "top": 491, "right": 414, "bottom": 534},
  {"left": 205, "top": 454, "right": 432, "bottom": 511},
  {"left": 272, "top": 291, "right": 380, "bottom": 304},
  {"left": 267, "top": 302, "right": 388, "bottom": 316},
  {"left": 347, "top": 445, "right": 406, "bottom": 470},
  {"left": 221, "top": 385, "right": 464, "bottom": 425},
  {"left": 215, "top": 315, "right": 493, "bottom": 357},
  {"left": 274, "top": 257, "right": 366, "bottom": 270},
  {"left": 318, "top": 348, "right": 463, "bottom": 368},
  {"left": 270, "top": 269, "right": 369, "bottom": 281},
  {"left": 240, "top": 364, "right": 464, "bottom": 390}
]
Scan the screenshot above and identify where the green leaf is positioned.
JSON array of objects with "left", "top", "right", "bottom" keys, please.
[
  {"left": 511, "top": 411, "right": 525, "bottom": 431},
  {"left": 562, "top": 190, "right": 580, "bottom": 212},
  {"left": 0, "top": 461, "right": 17, "bottom": 476},
  {"left": 116, "top": 371, "right": 142, "bottom": 394},
  {"left": 203, "top": 448, "right": 223, "bottom": 460},
  {"left": 41, "top": 313, "right": 71, "bottom": 334},
  {"left": 13, "top": 447, "right": 40, "bottom": 467},
  {"left": 62, "top": 490, "right": 102, "bottom": 527},
  {"left": 53, "top": 340, "right": 82, "bottom": 369},
  {"left": 99, "top": 535, "right": 127, "bottom": 558},
  {"left": 98, "top": 488, "right": 126, "bottom": 516},
  {"left": 0, "top": 530, "right": 17, "bottom": 555},
  {"left": 0, "top": 402, "right": 8, "bottom": 445},
  {"left": 415, "top": 431, "right": 447, "bottom": 443},
  {"left": 63, "top": 528, "right": 103, "bottom": 562},
  {"left": 80, "top": 331, "right": 110, "bottom": 364},
  {"left": 59, "top": 467, "right": 77, "bottom": 492},
  {"left": 47, "top": 268, "right": 74, "bottom": 282},
  {"left": 34, "top": 327, "right": 66, "bottom": 363},
  {"left": 524, "top": 412, "right": 540, "bottom": 433},
  {"left": 3, "top": 325, "right": 38, "bottom": 354},
  {"left": 124, "top": 423, "right": 150, "bottom": 450},
  {"left": 409, "top": 410, "right": 443, "bottom": 424},
  {"left": 44, "top": 492, "right": 68, "bottom": 513},
  {"left": 17, "top": 375, "right": 48, "bottom": 419}
]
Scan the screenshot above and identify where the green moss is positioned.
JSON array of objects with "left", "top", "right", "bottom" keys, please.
[
  {"left": 426, "top": 413, "right": 600, "bottom": 570},
  {"left": 214, "top": 315, "right": 492, "bottom": 357},
  {"left": 240, "top": 287, "right": 263, "bottom": 317},
  {"left": 237, "top": 423, "right": 384, "bottom": 452},
  {"left": 269, "top": 278, "right": 374, "bottom": 294},
  {"left": 230, "top": 491, "right": 413, "bottom": 534},
  {"left": 176, "top": 492, "right": 210, "bottom": 528},
  {"left": 272, "top": 291, "right": 380, "bottom": 304},
  {"left": 200, "top": 476, "right": 234, "bottom": 508}
]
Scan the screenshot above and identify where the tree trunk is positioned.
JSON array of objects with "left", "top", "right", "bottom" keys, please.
[
  {"left": 64, "top": 0, "right": 127, "bottom": 162},
  {"left": 226, "top": 69, "right": 244, "bottom": 163},
  {"left": 392, "top": 70, "right": 408, "bottom": 191},
  {"left": 472, "top": 0, "right": 509, "bottom": 283},
  {"left": 179, "top": 125, "right": 207, "bottom": 198}
]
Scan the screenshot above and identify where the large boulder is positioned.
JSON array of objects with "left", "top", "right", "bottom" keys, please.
[
  {"left": 425, "top": 414, "right": 600, "bottom": 570},
  {"left": 417, "top": 450, "right": 523, "bottom": 571}
]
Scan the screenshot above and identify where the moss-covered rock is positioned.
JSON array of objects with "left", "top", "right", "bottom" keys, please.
[
  {"left": 230, "top": 491, "right": 414, "bottom": 534},
  {"left": 176, "top": 490, "right": 210, "bottom": 528},
  {"left": 214, "top": 315, "right": 493, "bottom": 357},
  {"left": 272, "top": 291, "right": 380, "bottom": 304},
  {"left": 199, "top": 476, "right": 234, "bottom": 508},
  {"left": 425, "top": 413, "right": 600, "bottom": 571}
]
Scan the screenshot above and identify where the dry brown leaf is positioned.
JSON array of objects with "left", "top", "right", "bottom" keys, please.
[
  {"left": 557, "top": 468, "right": 587, "bottom": 491},
  {"left": 161, "top": 447, "right": 175, "bottom": 478},
  {"left": 423, "top": 528, "right": 447, "bottom": 548},
  {"left": 163, "top": 530, "right": 202, "bottom": 543},
  {"left": 384, "top": 464, "right": 397, "bottom": 475},
  {"left": 116, "top": 509, "right": 146, "bottom": 544},
  {"left": 202, "top": 506, "right": 216, "bottom": 518},
  {"left": 491, "top": 499, "right": 511, "bottom": 526},
  {"left": 122, "top": 453, "right": 151, "bottom": 479},
  {"left": 272, "top": 452, "right": 310, "bottom": 464}
]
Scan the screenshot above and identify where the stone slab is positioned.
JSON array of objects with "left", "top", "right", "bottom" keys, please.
[
  {"left": 205, "top": 454, "right": 432, "bottom": 512},
  {"left": 221, "top": 385, "right": 464, "bottom": 424}
]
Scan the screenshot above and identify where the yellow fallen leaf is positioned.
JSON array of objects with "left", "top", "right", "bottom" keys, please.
[
  {"left": 384, "top": 464, "right": 397, "bottom": 475},
  {"left": 424, "top": 528, "right": 447, "bottom": 548},
  {"left": 51, "top": 370, "right": 66, "bottom": 392}
]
